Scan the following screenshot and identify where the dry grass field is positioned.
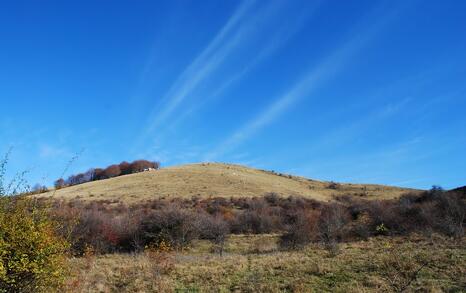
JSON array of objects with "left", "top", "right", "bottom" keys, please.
[
  {"left": 65, "top": 234, "right": 465, "bottom": 293},
  {"left": 37, "top": 163, "right": 418, "bottom": 203}
]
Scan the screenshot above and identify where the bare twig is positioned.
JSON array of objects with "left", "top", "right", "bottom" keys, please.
[{"left": 52, "top": 148, "right": 85, "bottom": 197}]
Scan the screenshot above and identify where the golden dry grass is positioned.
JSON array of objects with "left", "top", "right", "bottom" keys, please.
[
  {"left": 65, "top": 234, "right": 465, "bottom": 293},
  {"left": 37, "top": 163, "right": 418, "bottom": 203}
]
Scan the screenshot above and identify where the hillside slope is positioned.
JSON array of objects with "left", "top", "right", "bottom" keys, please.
[{"left": 37, "top": 163, "right": 419, "bottom": 203}]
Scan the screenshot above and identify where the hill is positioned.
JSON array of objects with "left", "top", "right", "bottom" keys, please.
[
  {"left": 37, "top": 163, "right": 419, "bottom": 203},
  {"left": 450, "top": 185, "right": 466, "bottom": 195}
]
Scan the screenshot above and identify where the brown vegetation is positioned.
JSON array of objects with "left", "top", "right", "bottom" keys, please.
[{"left": 42, "top": 186, "right": 465, "bottom": 256}]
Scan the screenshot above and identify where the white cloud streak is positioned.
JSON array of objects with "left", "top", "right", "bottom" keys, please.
[
  {"left": 142, "top": 0, "right": 262, "bottom": 136},
  {"left": 165, "top": 5, "right": 318, "bottom": 131},
  {"left": 204, "top": 4, "right": 402, "bottom": 161},
  {"left": 135, "top": 0, "right": 320, "bottom": 153}
]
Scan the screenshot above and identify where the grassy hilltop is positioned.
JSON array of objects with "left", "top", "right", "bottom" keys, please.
[{"left": 37, "top": 163, "right": 418, "bottom": 203}]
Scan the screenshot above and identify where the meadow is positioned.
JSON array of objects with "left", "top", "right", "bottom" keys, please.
[{"left": 65, "top": 234, "right": 465, "bottom": 292}]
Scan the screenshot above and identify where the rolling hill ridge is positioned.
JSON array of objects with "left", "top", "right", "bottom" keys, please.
[{"left": 37, "top": 163, "right": 419, "bottom": 203}]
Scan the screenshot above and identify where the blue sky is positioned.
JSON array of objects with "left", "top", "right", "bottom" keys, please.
[{"left": 1, "top": 0, "right": 465, "bottom": 190}]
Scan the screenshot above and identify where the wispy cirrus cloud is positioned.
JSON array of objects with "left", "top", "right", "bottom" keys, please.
[
  {"left": 305, "top": 97, "right": 412, "bottom": 154},
  {"left": 204, "top": 3, "right": 404, "bottom": 161},
  {"left": 136, "top": 0, "right": 318, "bottom": 149},
  {"left": 141, "top": 0, "right": 259, "bottom": 136},
  {"left": 165, "top": 5, "right": 318, "bottom": 131}
]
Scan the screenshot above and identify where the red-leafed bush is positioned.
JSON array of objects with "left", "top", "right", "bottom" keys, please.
[{"left": 279, "top": 210, "right": 320, "bottom": 250}]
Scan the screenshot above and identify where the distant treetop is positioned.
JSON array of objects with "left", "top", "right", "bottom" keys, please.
[{"left": 54, "top": 159, "right": 160, "bottom": 189}]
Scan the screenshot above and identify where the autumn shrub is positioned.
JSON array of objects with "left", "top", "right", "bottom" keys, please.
[
  {"left": 264, "top": 192, "right": 280, "bottom": 205},
  {"left": 71, "top": 208, "right": 111, "bottom": 253},
  {"left": 366, "top": 201, "right": 401, "bottom": 235},
  {"left": 203, "top": 197, "right": 231, "bottom": 215},
  {"left": 279, "top": 209, "right": 319, "bottom": 250},
  {"left": 232, "top": 208, "right": 277, "bottom": 234},
  {"left": 58, "top": 204, "right": 142, "bottom": 255},
  {"left": 279, "top": 195, "right": 321, "bottom": 211},
  {"left": 0, "top": 153, "right": 69, "bottom": 292},
  {"left": 433, "top": 191, "right": 465, "bottom": 238},
  {"left": 138, "top": 205, "right": 199, "bottom": 249},
  {"left": 45, "top": 188, "right": 464, "bottom": 256},
  {"left": 364, "top": 187, "right": 465, "bottom": 238},
  {"left": 197, "top": 214, "right": 230, "bottom": 255},
  {"left": 0, "top": 198, "right": 69, "bottom": 292}
]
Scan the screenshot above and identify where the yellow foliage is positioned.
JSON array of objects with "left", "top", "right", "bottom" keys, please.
[{"left": 0, "top": 197, "right": 69, "bottom": 292}]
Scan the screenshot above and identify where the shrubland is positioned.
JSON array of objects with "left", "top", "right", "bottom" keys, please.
[
  {"left": 42, "top": 187, "right": 465, "bottom": 256},
  {"left": 57, "top": 190, "right": 463, "bottom": 292}
]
